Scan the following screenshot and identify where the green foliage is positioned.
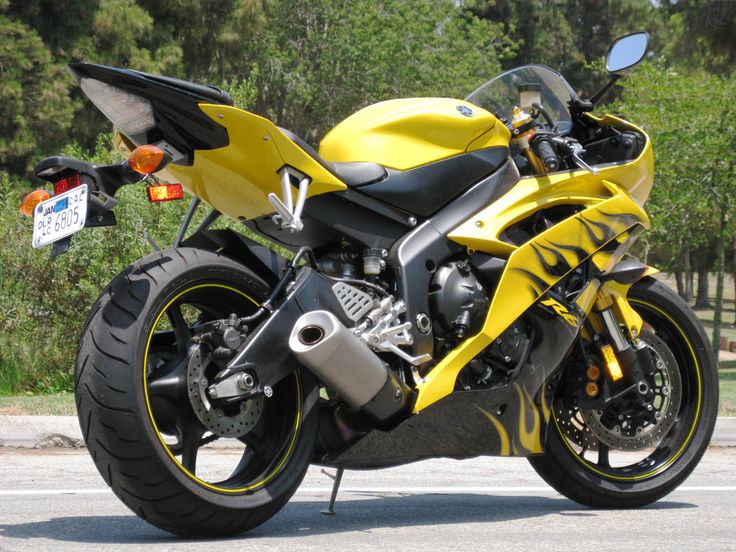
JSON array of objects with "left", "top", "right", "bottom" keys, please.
[
  {"left": 239, "top": 0, "right": 514, "bottom": 140},
  {"left": 0, "top": 0, "right": 735, "bottom": 392},
  {"left": 662, "top": 0, "right": 736, "bottom": 75},
  {"left": 0, "top": 135, "right": 194, "bottom": 393},
  {"left": 0, "top": 12, "right": 77, "bottom": 174},
  {"left": 612, "top": 61, "right": 736, "bottom": 269}
]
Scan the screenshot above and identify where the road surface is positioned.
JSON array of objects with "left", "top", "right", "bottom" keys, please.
[{"left": 0, "top": 447, "right": 734, "bottom": 550}]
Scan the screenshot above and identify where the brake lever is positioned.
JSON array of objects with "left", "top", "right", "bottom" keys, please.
[{"left": 569, "top": 142, "right": 599, "bottom": 175}]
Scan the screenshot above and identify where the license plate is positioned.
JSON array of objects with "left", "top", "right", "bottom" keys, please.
[{"left": 32, "top": 185, "right": 88, "bottom": 248}]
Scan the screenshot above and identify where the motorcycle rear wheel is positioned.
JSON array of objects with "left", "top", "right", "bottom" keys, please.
[
  {"left": 529, "top": 277, "right": 718, "bottom": 507},
  {"left": 75, "top": 247, "right": 319, "bottom": 537}
]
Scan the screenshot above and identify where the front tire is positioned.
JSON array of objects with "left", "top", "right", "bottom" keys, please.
[
  {"left": 75, "top": 248, "right": 319, "bottom": 537},
  {"left": 529, "top": 277, "right": 718, "bottom": 507}
]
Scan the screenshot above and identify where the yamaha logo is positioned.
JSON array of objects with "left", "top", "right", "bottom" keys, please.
[{"left": 456, "top": 105, "right": 474, "bottom": 117}]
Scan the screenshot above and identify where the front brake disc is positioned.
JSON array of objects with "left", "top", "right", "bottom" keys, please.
[{"left": 582, "top": 332, "right": 682, "bottom": 451}]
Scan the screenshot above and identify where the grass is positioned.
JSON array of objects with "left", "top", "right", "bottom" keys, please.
[
  {"left": 0, "top": 393, "right": 76, "bottom": 416},
  {"left": 718, "top": 369, "right": 736, "bottom": 416},
  {"left": 3, "top": 370, "right": 734, "bottom": 416}
]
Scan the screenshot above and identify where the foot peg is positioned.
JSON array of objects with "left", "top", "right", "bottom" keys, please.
[{"left": 268, "top": 167, "right": 309, "bottom": 233}]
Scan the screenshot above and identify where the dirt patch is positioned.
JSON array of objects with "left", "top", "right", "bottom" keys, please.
[{"left": 34, "top": 433, "right": 85, "bottom": 449}]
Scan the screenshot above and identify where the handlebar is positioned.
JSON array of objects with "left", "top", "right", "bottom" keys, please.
[{"left": 530, "top": 136, "right": 560, "bottom": 172}]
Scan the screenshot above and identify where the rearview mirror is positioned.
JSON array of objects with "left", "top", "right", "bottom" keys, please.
[{"left": 606, "top": 32, "right": 649, "bottom": 73}]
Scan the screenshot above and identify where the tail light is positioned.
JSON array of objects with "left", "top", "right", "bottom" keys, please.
[
  {"left": 147, "top": 183, "right": 184, "bottom": 203},
  {"left": 53, "top": 173, "right": 82, "bottom": 195},
  {"left": 79, "top": 78, "right": 155, "bottom": 137}
]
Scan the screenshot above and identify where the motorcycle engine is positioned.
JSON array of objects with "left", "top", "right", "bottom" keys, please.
[{"left": 429, "top": 260, "right": 489, "bottom": 342}]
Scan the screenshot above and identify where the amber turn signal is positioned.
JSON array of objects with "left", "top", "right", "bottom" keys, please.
[
  {"left": 19, "top": 189, "right": 51, "bottom": 217},
  {"left": 585, "top": 382, "right": 599, "bottom": 397},
  {"left": 128, "top": 145, "right": 167, "bottom": 175},
  {"left": 586, "top": 364, "right": 601, "bottom": 381}
]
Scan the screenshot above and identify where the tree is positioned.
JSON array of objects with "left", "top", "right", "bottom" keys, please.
[
  {"left": 614, "top": 61, "right": 736, "bottom": 352},
  {"left": 662, "top": 0, "right": 736, "bottom": 76},
  {"left": 236, "top": 0, "right": 515, "bottom": 141},
  {"left": 0, "top": 7, "right": 76, "bottom": 175},
  {"left": 469, "top": 0, "right": 666, "bottom": 96}
]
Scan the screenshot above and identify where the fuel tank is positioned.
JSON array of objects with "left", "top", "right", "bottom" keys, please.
[{"left": 319, "top": 98, "right": 510, "bottom": 170}]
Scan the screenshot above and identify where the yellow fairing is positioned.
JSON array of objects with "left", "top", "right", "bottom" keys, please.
[
  {"left": 583, "top": 114, "right": 655, "bottom": 204},
  {"left": 319, "top": 98, "right": 510, "bottom": 170},
  {"left": 159, "top": 104, "right": 346, "bottom": 221},
  {"left": 414, "top": 117, "right": 653, "bottom": 412}
]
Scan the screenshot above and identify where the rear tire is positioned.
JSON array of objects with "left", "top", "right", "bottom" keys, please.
[
  {"left": 529, "top": 277, "right": 718, "bottom": 507},
  {"left": 75, "top": 248, "right": 319, "bottom": 537}
]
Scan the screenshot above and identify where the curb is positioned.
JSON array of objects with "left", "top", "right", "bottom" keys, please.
[{"left": 2, "top": 414, "right": 735, "bottom": 450}]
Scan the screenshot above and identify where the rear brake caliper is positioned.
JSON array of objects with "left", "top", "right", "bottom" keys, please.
[{"left": 186, "top": 344, "right": 265, "bottom": 438}]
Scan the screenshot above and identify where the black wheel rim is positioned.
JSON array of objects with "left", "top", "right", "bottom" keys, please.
[
  {"left": 554, "top": 298, "right": 703, "bottom": 481},
  {"left": 143, "top": 283, "right": 302, "bottom": 493}
]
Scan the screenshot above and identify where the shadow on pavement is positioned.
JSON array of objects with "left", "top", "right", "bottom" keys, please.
[{"left": 0, "top": 493, "right": 696, "bottom": 544}]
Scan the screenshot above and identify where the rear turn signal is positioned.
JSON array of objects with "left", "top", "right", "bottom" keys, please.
[
  {"left": 147, "top": 183, "right": 184, "bottom": 203},
  {"left": 19, "top": 189, "right": 51, "bottom": 217},
  {"left": 129, "top": 145, "right": 168, "bottom": 175}
]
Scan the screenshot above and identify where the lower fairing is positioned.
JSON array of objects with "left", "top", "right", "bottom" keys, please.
[{"left": 317, "top": 296, "right": 583, "bottom": 469}]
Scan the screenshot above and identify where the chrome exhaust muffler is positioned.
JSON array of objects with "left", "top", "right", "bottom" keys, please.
[{"left": 289, "top": 310, "right": 412, "bottom": 424}]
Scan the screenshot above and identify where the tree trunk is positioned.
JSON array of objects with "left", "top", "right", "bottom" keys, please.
[
  {"left": 695, "top": 266, "right": 711, "bottom": 309},
  {"left": 693, "top": 243, "right": 714, "bottom": 310},
  {"left": 732, "top": 234, "right": 736, "bottom": 324},
  {"left": 684, "top": 245, "right": 694, "bottom": 302},
  {"left": 712, "top": 208, "right": 727, "bottom": 355},
  {"left": 674, "top": 270, "right": 685, "bottom": 299}
]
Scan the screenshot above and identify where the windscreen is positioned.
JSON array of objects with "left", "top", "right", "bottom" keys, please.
[{"left": 466, "top": 65, "right": 576, "bottom": 129}]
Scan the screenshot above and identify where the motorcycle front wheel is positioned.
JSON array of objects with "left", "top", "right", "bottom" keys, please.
[
  {"left": 75, "top": 248, "right": 319, "bottom": 537},
  {"left": 529, "top": 277, "right": 718, "bottom": 507}
]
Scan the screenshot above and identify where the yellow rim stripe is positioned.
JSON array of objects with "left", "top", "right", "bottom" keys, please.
[
  {"left": 143, "top": 283, "right": 302, "bottom": 494},
  {"left": 555, "top": 297, "right": 702, "bottom": 481}
]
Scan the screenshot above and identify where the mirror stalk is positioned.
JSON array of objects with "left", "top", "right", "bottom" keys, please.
[{"left": 588, "top": 74, "right": 623, "bottom": 105}]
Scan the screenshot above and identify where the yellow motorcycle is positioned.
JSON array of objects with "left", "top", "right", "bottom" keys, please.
[{"left": 22, "top": 31, "right": 717, "bottom": 537}]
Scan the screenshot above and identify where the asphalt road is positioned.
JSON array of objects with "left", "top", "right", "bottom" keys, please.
[{"left": 0, "top": 448, "right": 734, "bottom": 551}]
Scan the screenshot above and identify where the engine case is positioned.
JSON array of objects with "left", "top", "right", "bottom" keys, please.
[{"left": 428, "top": 261, "right": 489, "bottom": 336}]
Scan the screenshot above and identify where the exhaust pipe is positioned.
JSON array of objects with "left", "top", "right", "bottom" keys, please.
[{"left": 289, "top": 310, "right": 412, "bottom": 424}]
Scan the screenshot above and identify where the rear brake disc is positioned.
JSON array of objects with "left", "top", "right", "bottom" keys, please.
[{"left": 186, "top": 345, "right": 264, "bottom": 438}]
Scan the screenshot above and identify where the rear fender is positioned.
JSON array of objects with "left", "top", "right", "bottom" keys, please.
[
  {"left": 180, "top": 228, "right": 288, "bottom": 287},
  {"left": 34, "top": 156, "right": 142, "bottom": 227},
  {"left": 35, "top": 156, "right": 141, "bottom": 197}
]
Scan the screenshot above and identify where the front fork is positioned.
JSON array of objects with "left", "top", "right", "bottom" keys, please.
[
  {"left": 591, "top": 282, "right": 655, "bottom": 403},
  {"left": 585, "top": 279, "right": 656, "bottom": 404}
]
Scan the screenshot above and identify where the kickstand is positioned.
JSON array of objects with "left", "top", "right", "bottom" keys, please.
[{"left": 320, "top": 468, "right": 344, "bottom": 515}]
